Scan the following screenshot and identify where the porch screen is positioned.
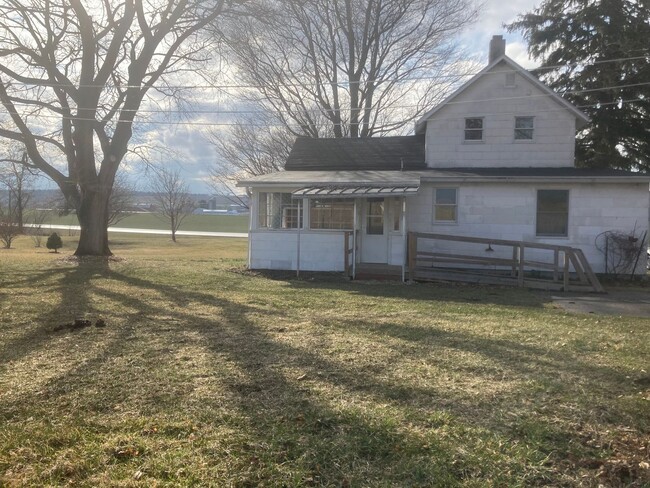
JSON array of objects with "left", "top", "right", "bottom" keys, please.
[
  {"left": 310, "top": 199, "right": 354, "bottom": 230},
  {"left": 258, "top": 192, "right": 302, "bottom": 229}
]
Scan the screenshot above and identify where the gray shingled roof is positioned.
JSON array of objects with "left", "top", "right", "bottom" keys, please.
[{"left": 284, "top": 135, "right": 425, "bottom": 171}]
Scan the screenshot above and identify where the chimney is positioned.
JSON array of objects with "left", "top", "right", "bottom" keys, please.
[{"left": 488, "top": 35, "right": 506, "bottom": 64}]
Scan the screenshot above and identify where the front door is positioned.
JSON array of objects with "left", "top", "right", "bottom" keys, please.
[{"left": 361, "top": 198, "right": 388, "bottom": 263}]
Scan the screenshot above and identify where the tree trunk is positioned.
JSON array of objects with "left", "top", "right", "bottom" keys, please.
[{"left": 75, "top": 189, "right": 112, "bottom": 256}]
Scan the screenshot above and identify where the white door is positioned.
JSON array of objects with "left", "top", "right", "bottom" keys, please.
[{"left": 360, "top": 198, "right": 388, "bottom": 263}]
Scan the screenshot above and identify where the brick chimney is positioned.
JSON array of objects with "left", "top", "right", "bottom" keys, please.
[{"left": 489, "top": 35, "right": 506, "bottom": 64}]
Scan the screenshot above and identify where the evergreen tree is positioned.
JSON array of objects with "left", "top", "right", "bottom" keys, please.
[
  {"left": 46, "top": 233, "right": 63, "bottom": 253},
  {"left": 508, "top": 0, "right": 650, "bottom": 170}
]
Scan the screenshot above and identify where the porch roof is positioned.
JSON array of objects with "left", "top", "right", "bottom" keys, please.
[{"left": 292, "top": 185, "right": 420, "bottom": 199}]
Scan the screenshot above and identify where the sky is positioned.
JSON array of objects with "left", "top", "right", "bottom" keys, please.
[
  {"left": 33, "top": 0, "right": 542, "bottom": 194},
  {"left": 157, "top": 0, "right": 543, "bottom": 193}
]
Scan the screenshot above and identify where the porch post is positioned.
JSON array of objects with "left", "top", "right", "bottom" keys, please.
[
  {"left": 296, "top": 198, "right": 302, "bottom": 277},
  {"left": 352, "top": 199, "right": 357, "bottom": 279}
]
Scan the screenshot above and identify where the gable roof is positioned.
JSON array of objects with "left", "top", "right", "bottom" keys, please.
[
  {"left": 285, "top": 135, "right": 425, "bottom": 171},
  {"left": 414, "top": 55, "right": 590, "bottom": 134}
]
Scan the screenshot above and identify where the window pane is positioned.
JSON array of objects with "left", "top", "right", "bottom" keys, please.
[
  {"left": 465, "top": 118, "right": 483, "bottom": 129},
  {"left": 310, "top": 199, "right": 354, "bottom": 230},
  {"left": 515, "top": 117, "right": 534, "bottom": 140},
  {"left": 435, "top": 205, "right": 457, "bottom": 222},
  {"left": 258, "top": 192, "right": 268, "bottom": 228},
  {"left": 366, "top": 200, "right": 384, "bottom": 235},
  {"left": 515, "top": 117, "right": 534, "bottom": 128},
  {"left": 392, "top": 199, "right": 401, "bottom": 231},
  {"left": 536, "top": 190, "right": 569, "bottom": 236},
  {"left": 435, "top": 188, "right": 457, "bottom": 205}
]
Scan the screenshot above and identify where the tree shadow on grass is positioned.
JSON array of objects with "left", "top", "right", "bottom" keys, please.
[
  {"left": 2, "top": 265, "right": 643, "bottom": 485},
  {"left": 249, "top": 270, "right": 552, "bottom": 309},
  {"left": 0, "top": 260, "right": 110, "bottom": 367}
]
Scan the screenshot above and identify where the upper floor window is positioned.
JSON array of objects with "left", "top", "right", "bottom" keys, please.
[
  {"left": 464, "top": 118, "right": 483, "bottom": 141},
  {"left": 536, "top": 190, "right": 569, "bottom": 237},
  {"left": 433, "top": 188, "right": 458, "bottom": 223},
  {"left": 505, "top": 72, "right": 516, "bottom": 87},
  {"left": 515, "top": 116, "right": 534, "bottom": 140},
  {"left": 258, "top": 192, "right": 302, "bottom": 229}
]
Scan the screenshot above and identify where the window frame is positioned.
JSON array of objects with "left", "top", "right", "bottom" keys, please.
[
  {"left": 464, "top": 117, "right": 484, "bottom": 142},
  {"left": 535, "top": 189, "right": 569, "bottom": 238},
  {"left": 433, "top": 187, "right": 458, "bottom": 224},
  {"left": 514, "top": 116, "right": 534, "bottom": 141}
]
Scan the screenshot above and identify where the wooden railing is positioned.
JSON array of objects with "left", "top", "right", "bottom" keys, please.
[{"left": 407, "top": 232, "right": 604, "bottom": 292}]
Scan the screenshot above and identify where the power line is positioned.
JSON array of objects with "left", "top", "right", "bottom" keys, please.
[
  {"left": 3, "top": 54, "right": 649, "bottom": 91},
  {"left": 1, "top": 97, "right": 645, "bottom": 128},
  {"left": 5, "top": 80, "right": 650, "bottom": 118}
]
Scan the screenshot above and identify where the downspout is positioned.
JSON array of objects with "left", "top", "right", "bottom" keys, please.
[
  {"left": 248, "top": 188, "right": 255, "bottom": 269},
  {"left": 352, "top": 199, "right": 357, "bottom": 279},
  {"left": 296, "top": 198, "right": 302, "bottom": 278},
  {"left": 402, "top": 196, "right": 407, "bottom": 282}
]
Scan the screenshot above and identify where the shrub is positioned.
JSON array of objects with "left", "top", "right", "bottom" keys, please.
[
  {"left": 46, "top": 232, "right": 63, "bottom": 253},
  {"left": 0, "top": 219, "right": 20, "bottom": 249}
]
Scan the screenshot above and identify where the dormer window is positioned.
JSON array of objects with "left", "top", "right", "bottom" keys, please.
[
  {"left": 515, "top": 116, "right": 534, "bottom": 140},
  {"left": 464, "top": 118, "right": 483, "bottom": 141}
]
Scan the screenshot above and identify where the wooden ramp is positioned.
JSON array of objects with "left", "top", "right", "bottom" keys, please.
[{"left": 408, "top": 232, "right": 604, "bottom": 293}]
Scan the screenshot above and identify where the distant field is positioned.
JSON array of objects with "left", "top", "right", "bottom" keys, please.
[
  {"left": 1, "top": 235, "right": 649, "bottom": 487},
  {"left": 40, "top": 211, "right": 249, "bottom": 233}
]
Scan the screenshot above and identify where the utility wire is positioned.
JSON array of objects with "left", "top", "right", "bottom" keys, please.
[
  {"left": 2, "top": 54, "right": 649, "bottom": 90},
  {"left": 5, "top": 81, "right": 650, "bottom": 117},
  {"left": 1, "top": 97, "right": 646, "bottom": 128}
]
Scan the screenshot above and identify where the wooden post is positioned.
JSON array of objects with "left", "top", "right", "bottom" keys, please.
[
  {"left": 511, "top": 245, "right": 518, "bottom": 277},
  {"left": 553, "top": 249, "right": 559, "bottom": 282},
  {"left": 563, "top": 251, "right": 570, "bottom": 291},
  {"left": 408, "top": 232, "right": 417, "bottom": 281},
  {"left": 518, "top": 244, "right": 525, "bottom": 287}
]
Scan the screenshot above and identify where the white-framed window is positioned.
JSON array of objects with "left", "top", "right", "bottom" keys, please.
[
  {"left": 433, "top": 188, "right": 458, "bottom": 223},
  {"left": 505, "top": 72, "right": 516, "bottom": 87},
  {"left": 310, "top": 199, "right": 354, "bottom": 230},
  {"left": 536, "top": 190, "right": 569, "bottom": 237},
  {"left": 258, "top": 192, "right": 302, "bottom": 229},
  {"left": 391, "top": 198, "right": 402, "bottom": 232},
  {"left": 515, "top": 116, "right": 534, "bottom": 140},
  {"left": 464, "top": 118, "right": 483, "bottom": 141}
]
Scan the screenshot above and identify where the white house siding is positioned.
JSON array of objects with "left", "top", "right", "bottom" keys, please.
[
  {"left": 408, "top": 182, "right": 649, "bottom": 274},
  {"left": 424, "top": 61, "right": 577, "bottom": 168},
  {"left": 249, "top": 230, "right": 348, "bottom": 271}
]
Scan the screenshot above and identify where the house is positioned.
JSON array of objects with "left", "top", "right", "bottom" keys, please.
[{"left": 238, "top": 36, "right": 649, "bottom": 285}]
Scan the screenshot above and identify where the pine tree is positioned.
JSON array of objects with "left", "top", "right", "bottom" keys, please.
[
  {"left": 508, "top": 0, "right": 650, "bottom": 170},
  {"left": 46, "top": 232, "right": 63, "bottom": 253}
]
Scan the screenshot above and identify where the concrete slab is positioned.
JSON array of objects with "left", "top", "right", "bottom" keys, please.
[{"left": 551, "top": 289, "right": 650, "bottom": 318}]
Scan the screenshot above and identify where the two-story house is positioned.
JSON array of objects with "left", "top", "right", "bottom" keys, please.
[{"left": 238, "top": 36, "right": 649, "bottom": 283}]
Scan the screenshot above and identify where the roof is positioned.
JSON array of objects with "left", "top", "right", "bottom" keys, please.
[
  {"left": 238, "top": 167, "right": 650, "bottom": 187},
  {"left": 284, "top": 135, "right": 425, "bottom": 171},
  {"left": 414, "top": 55, "right": 591, "bottom": 134}
]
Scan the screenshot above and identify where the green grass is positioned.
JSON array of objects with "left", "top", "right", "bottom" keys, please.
[
  {"left": 39, "top": 211, "right": 249, "bottom": 233},
  {"left": 1, "top": 235, "right": 649, "bottom": 487}
]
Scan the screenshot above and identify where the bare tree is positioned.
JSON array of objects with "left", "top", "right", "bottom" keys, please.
[
  {"left": 221, "top": 0, "right": 479, "bottom": 140},
  {"left": 108, "top": 172, "right": 137, "bottom": 227},
  {"left": 0, "top": 153, "right": 35, "bottom": 232},
  {"left": 150, "top": 168, "right": 194, "bottom": 242},
  {"left": 0, "top": 208, "right": 19, "bottom": 248},
  {"left": 26, "top": 209, "right": 49, "bottom": 247},
  {"left": 0, "top": 0, "right": 238, "bottom": 256}
]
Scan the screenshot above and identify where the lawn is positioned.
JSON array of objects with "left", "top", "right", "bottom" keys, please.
[
  {"left": 38, "top": 211, "right": 249, "bottom": 233},
  {"left": 1, "top": 235, "right": 649, "bottom": 487}
]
